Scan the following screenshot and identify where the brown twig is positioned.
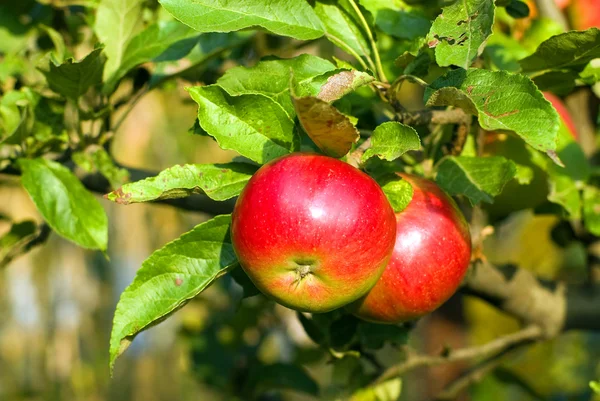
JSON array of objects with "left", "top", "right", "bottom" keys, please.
[
  {"left": 462, "top": 261, "right": 567, "bottom": 336},
  {"left": 398, "top": 108, "right": 468, "bottom": 126},
  {"left": 451, "top": 116, "right": 471, "bottom": 155},
  {"left": 347, "top": 138, "right": 372, "bottom": 169},
  {"left": 374, "top": 325, "right": 543, "bottom": 385},
  {"left": 434, "top": 338, "right": 533, "bottom": 401}
]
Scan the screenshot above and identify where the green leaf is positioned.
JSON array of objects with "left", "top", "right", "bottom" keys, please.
[
  {"left": 104, "top": 20, "right": 197, "bottom": 93},
  {"left": 0, "top": 221, "right": 37, "bottom": 254},
  {"left": 106, "top": 162, "right": 256, "bottom": 203},
  {"left": 0, "top": 53, "right": 26, "bottom": 85},
  {"left": 435, "top": 156, "right": 517, "bottom": 204},
  {"left": 0, "top": 88, "right": 68, "bottom": 146},
  {"left": 359, "top": 0, "right": 430, "bottom": 41},
  {"left": 94, "top": 0, "right": 144, "bottom": 80},
  {"left": 39, "top": 24, "right": 67, "bottom": 62},
  {"left": 357, "top": 321, "right": 409, "bottom": 349},
  {"left": 109, "top": 215, "right": 237, "bottom": 371},
  {"left": 532, "top": 71, "right": 578, "bottom": 96},
  {"left": 39, "top": 48, "right": 106, "bottom": 99},
  {"left": 428, "top": 0, "right": 495, "bottom": 68},
  {"left": 329, "top": 314, "right": 360, "bottom": 350},
  {"left": 350, "top": 378, "right": 402, "bottom": 401},
  {"left": 590, "top": 381, "right": 600, "bottom": 394},
  {"left": 505, "top": 0, "right": 530, "bottom": 19},
  {"left": 229, "top": 266, "right": 261, "bottom": 298},
  {"left": 188, "top": 86, "right": 297, "bottom": 164},
  {"left": 72, "top": 146, "right": 130, "bottom": 190},
  {"left": 380, "top": 177, "right": 414, "bottom": 213},
  {"left": 0, "top": 221, "right": 38, "bottom": 267},
  {"left": 484, "top": 29, "right": 529, "bottom": 72},
  {"left": 583, "top": 186, "right": 600, "bottom": 236},
  {"left": 246, "top": 363, "right": 319, "bottom": 396},
  {"left": 515, "top": 164, "right": 534, "bottom": 184},
  {"left": 216, "top": 54, "right": 337, "bottom": 117},
  {"left": 362, "top": 122, "right": 421, "bottom": 162},
  {"left": 0, "top": 3, "right": 36, "bottom": 54},
  {"left": 314, "top": 0, "right": 372, "bottom": 59},
  {"left": 546, "top": 127, "right": 590, "bottom": 217},
  {"left": 0, "top": 100, "right": 29, "bottom": 145},
  {"left": 425, "top": 69, "right": 559, "bottom": 155},
  {"left": 297, "top": 312, "right": 327, "bottom": 345},
  {"left": 317, "top": 70, "right": 374, "bottom": 102},
  {"left": 292, "top": 95, "right": 359, "bottom": 158},
  {"left": 519, "top": 28, "right": 600, "bottom": 72},
  {"left": 158, "top": 0, "right": 324, "bottom": 40},
  {"left": 18, "top": 158, "right": 108, "bottom": 250},
  {"left": 580, "top": 60, "right": 600, "bottom": 84},
  {"left": 150, "top": 32, "right": 251, "bottom": 87}
]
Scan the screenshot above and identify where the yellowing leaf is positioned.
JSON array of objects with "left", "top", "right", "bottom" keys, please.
[{"left": 292, "top": 96, "right": 359, "bottom": 158}]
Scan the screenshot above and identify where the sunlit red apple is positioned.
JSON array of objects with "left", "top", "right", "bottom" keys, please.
[
  {"left": 231, "top": 153, "right": 397, "bottom": 313},
  {"left": 352, "top": 173, "right": 471, "bottom": 323}
]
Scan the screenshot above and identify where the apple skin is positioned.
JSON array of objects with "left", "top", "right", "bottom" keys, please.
[
  {"left": 569, "top": 0, "right": 600, "bottom": 30},
  {"left": 352, "top": 173, "right": 471, "bottom": 323},
  {"left": 231, "top": 153, "right": 397, "bottom": 313}
]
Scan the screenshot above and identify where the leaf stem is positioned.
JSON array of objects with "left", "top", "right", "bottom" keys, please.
[
  {"left": 347, "top": 0, "right": 388, "bottom": 83},
  {"left": 112, "top": 86, "right": 148, "bottom": 133},
  {"left": 325, "top": 34, "right": 370, "bottom": 72}
]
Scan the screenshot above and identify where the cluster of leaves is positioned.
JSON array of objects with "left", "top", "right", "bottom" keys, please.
[{"left": 1, "top": 0, "right": 599, "bottom": 398}]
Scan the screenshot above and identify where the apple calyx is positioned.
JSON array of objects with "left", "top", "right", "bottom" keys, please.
[{"left": 293, "top": 259, "right": 315, "bottom": 280}]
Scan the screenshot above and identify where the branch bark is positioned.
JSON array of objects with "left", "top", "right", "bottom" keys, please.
[
  {"left": 434, "top": 341, "right": 531, "bottom": 401},
  {"left": 463, "top": 261, "right": 600, "bottom": 333},
  {"left": 374, "top": 325, "right": 543, "bottom": 385},
  {"left": 398, "top": 108, "right": 468, "bottom": 126}
]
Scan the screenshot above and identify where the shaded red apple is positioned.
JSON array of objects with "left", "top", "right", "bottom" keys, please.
[
  {"left": 352, "top": 173, "right": 471, "bottom": 323},
  {"left": 231, "top": 153, "right": 397, "bottom": 313},
  {"left": 543, "top": 92, "right": 578, "bottom": 141}
]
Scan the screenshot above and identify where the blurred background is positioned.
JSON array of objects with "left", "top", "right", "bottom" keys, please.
[{"left": 1, "top": 0, "right": 600, "bottom": 400}]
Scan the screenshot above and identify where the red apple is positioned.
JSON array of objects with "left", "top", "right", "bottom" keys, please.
[
  {"left": 231, "top": 153, "right": 397, "bottom": 313},
  {"left": 543, "top": 92, "right": 578, "bottom": 141},
  {"left": 352, "top": 173, "right": 471, "bottom": 323},
  {"left": 568, "top": 0, "right": 600, "bottom": 30}
]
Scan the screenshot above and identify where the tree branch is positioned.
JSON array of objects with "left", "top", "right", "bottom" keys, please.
[
  {"left": 347, "top": 138, "right": 372, "bottom": 168},
  {"left": 374, "top": 325, "right": 543, "bottom": 385},
  {"left": 434, "top": 340, "right": 532, "bottom": 401},
  {"left": 462, "top": 261, "right": 566, "bottom": 336},
  {"left": 463, "top": 261, "right": 600, "bottom": 333},
  {"left": 398, "top": 108, "right": 468, "bottom": 126}
]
